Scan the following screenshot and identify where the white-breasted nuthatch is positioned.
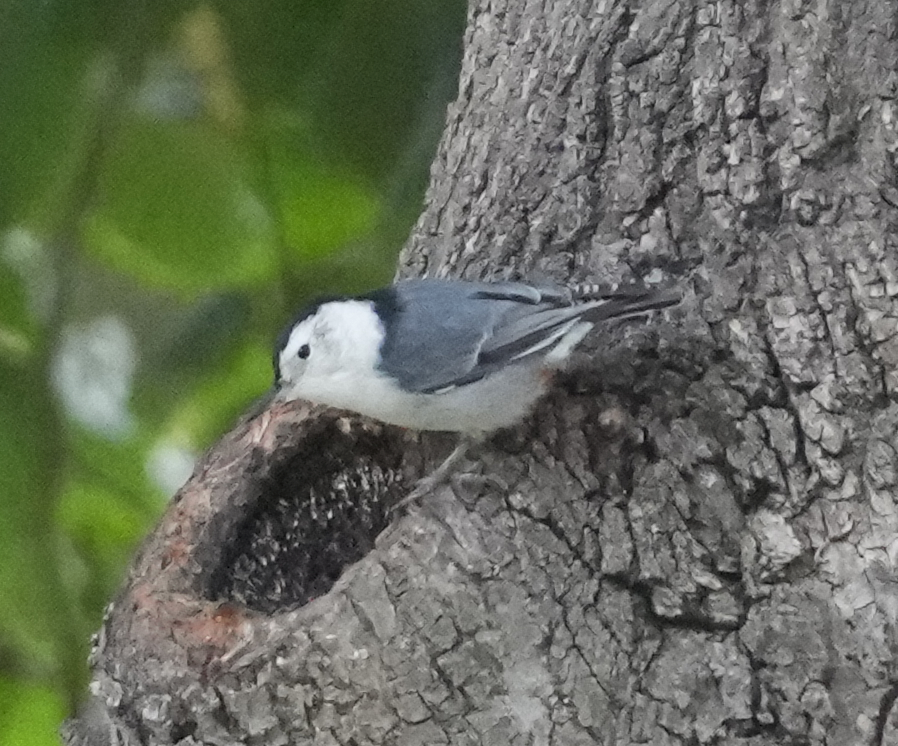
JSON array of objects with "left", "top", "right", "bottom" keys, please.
[{"left": 274, "top": 278, "right": 680, "bottom": 497}]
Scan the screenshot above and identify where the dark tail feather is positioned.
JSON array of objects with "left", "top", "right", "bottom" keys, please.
[{"left": 580, "top": 286, "right": 682, "bottom": 323}]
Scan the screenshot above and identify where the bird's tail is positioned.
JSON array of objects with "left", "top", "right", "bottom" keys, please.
[
  {"left": 578, "top": 286, "right": 682, "bottom": 323},
  {"left": 539, "top": 286, "right": 680, "bottom": 364}
]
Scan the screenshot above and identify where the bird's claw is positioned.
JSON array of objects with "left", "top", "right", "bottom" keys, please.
[
  {"left": 450, "top": 471, "right": 508, "bottom": 498},
  {"left": 389, "top": 467, "right": 508, "bottom": 515}
]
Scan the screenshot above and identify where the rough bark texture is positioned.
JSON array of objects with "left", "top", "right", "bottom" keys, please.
[{"left": 65, "top": 1, "right": 898, "bottom": 745}]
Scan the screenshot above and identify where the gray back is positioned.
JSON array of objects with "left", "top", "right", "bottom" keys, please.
[{"left": 370, "top": 279, "right": 580, "bottom": 392}]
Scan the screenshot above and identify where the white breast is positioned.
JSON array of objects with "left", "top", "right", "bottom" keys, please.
[
  {"left": 297, "top": 357, "right": 546, "bottom": 435},
  {"left": 367, "top": 361, "right": 549, "bottom": 433}
]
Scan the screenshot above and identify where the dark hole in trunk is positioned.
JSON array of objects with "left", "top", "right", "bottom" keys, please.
[{"left": 209, "top": 418, "right": 407, "bottom": 613}]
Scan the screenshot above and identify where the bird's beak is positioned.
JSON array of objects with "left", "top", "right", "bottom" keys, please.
[{"left": 242, "top": 385, "right": 282, "bottom": 420}]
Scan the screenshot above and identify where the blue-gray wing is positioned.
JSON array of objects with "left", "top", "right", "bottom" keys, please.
[
  {"left": 368, "top": 279, "right": 677, "bottom": 393},
  {"left": 475, "top": 284, "right": 680, "bottom": 366},
  {"left": 365, "top": 279, "right": 558, "bottom": 392}
]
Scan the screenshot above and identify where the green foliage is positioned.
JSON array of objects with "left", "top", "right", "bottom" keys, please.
[
  {"left": 0, "top": 676, "right": 66, "bottom": 746},
  {"left": 85, "top": 119, "right": 278, "bottom": 295},
  {"left": 0, "top": 0, "right": 465, "bottom": 741},
  {"left": 0, "top": 357, "right": 71, "bottom": 672},
  {"left": 0, "top": 2, "right": 94, "bottom": 228},
  {"left": 0, "top": 258, "right": 36, "bottom": 362},
  {"left": 264, "top": 113, "right": 380, "bottom": 260}
]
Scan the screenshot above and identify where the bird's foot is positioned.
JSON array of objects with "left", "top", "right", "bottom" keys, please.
[
  {"left": 390, "top": 440, "right": 477, "bottom": 514},
  {"left": 389, "top": 473, "right": 446, "bottom": 514},
  {"left": 391, "top": 465, "right": 508, "bottom": 516},
  {"left": 448, "top": 471, "right": 508, "bottom": 500}
]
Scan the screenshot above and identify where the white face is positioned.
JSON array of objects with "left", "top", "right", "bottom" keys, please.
[
  {"left": 277, "top": 316, "right": 317, "bottom": 390},
  {"left": 276, "top": 300, "right": 386, "bottom": 410}
]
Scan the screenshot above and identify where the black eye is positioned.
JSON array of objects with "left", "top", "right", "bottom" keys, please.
[{"left": 297, "top": 344, "right": 311, "bottom": 359}]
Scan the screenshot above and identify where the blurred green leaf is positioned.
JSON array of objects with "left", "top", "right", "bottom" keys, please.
[
  {"left": 68, "top": 429, "right": 165, "bottom": 517},
  {"left": 83, "top": 119, "right": 277, "bottom": 297},
  {"left": 166, "top": 338, "right": 272, "bottom": 447},
  {"left": 215, "top": 0, "right": 348, "bottom": 106},
  {"left": 219, "top": 0, "right": 466, "bottom": 181},
  {"left": 0, "top": 4, "right": 93, "bottom": 228},
  {"left": 0, "top": 0, "right": 185, "bottom": 231},
  {"left": 152, "top": 292, "right": 251, "bottom": 374},
  {"left": 0, "top": 360, "right": 70, "bottom": 671},
  {"left": 58, "top": 480, "right": 151, "bottom": 616},
  {"left": 300, "top": 0, "right": 466, "bottom": 180},
  {"left": 265, "top": 113, "right": 380, "bottom": 259},
  {"left": 0, "top": 262, "right": 37, "bottom": 363},
  {"left": 0, "top": 675, "right": 66, "bottom": 746},
  {"left": 60, "top": 428, "right": 167, "bottom": 628}
]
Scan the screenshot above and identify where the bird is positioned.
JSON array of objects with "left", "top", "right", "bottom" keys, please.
[{"left": 273, "top": 278, "right": 680, "bottom": 502}]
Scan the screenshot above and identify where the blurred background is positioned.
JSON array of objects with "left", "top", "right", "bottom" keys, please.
[{"left": 0, "top": 0, "right": 465, "bottom": 741}]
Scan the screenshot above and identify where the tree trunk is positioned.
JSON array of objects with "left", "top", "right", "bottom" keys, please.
[{"left": 64, "top": 1, "right": 898, "bottom": 744}]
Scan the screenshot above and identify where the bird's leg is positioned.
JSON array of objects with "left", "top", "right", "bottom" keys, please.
[
  {"left": 391, "top": 436, "right": 479, "bottom": 513},
  {"left": 423, "top": 439, "right": 476, "bottom": 488}
]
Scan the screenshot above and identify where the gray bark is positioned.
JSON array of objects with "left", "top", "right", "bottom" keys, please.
[{"left": 64, "top": 1, "right": 898, "bottom": 745}]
